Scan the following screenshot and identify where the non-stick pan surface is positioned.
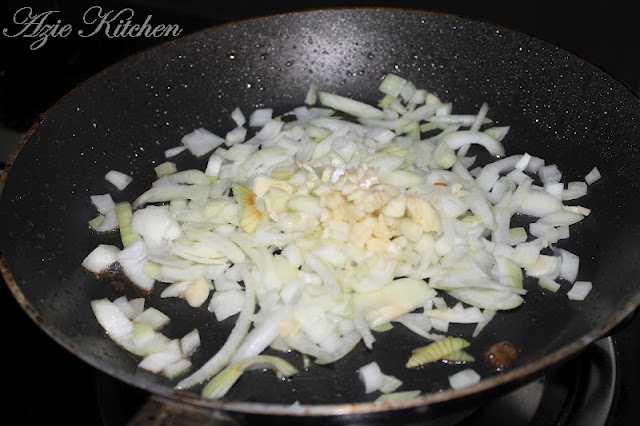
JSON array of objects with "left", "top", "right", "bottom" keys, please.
[{"left": 1, "top": 8, "right": 640, "bottom": 418}]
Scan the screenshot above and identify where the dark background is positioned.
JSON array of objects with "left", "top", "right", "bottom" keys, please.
[{"left": 0, "top": 1, "right": 639, "bottom": 425}]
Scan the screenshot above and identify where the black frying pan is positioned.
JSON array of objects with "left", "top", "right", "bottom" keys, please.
[{"left": 1, "top": 8, "right": 640, "bottom": 425}]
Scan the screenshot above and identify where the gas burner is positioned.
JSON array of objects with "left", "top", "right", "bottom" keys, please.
[{"left": 95, "top": 337, "right": 617, "bottom": 426}]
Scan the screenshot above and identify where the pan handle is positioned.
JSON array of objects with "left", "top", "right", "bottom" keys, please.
[{"left": 127, "top": 395, "right": 241, "bottom": 426}]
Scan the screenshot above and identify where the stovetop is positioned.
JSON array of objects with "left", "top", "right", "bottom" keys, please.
[{"left": 1, "top": 1, "right": 639, "bottom": 425}]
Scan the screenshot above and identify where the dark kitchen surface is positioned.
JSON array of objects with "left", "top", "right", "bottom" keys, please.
[{"left": 1, "top": 1, "right": 639, "bottom": 425}]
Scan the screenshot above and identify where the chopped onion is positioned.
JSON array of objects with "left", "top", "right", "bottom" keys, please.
[
  {"left": 562, "top": 181, "right": 588, "bottom": 201},
  {"left": 538, "top": 164, "right": 562, "bottom": 184},
  {"left": 117, "top": 240, "right": 155, "bottom": 290},
  {"left": 231, "top": 107, "right": 246, "bottom": 126},
  {"left": 154, "top": 162, "right": 177, "bottom": 178},
  {"left": 567, "top": 281, "right": 592, "bottom": 301},
  {"left": 585, "top": 167, "right": 601, "bottom": 185},
  {"left": 83, "top": 72, "right": 599, "bottom": 401},
  {"left": 375, "top": 390, "right": 421, "bottom": 403},
  {"left": 448, "top": 368, "right": 481, "bottom": 390},
  {"left": 105, "top": 170, "right": 133, "bottom": 190},
  {"left": 442, "top": 131, "right": 505, "bottom": 157},
  {"left": 163, "top": 359, "right": 193, "bottom": 379},
  {"left": 134, "top": 307, "right": 170, "bottom": 329},
  {"left": 180, "top": 329, "right": 201, "bottom": 357},
  {"left": 90, "top": 194, "right": 116, "bottom": 214},
  {"left": 181, "top": 128, "right": 225, "bottom": 157},
  {"left": 249, "top": 109, "right": 273, "bottom": 127},
  {"left": 557, "top": 248, "right": 580, "bottom": 283},
  {"left": 176, "top": 271, "right": 256, "bottom": 390},
  {"left": 201, "top": 355, "right": 298, "bottom": 399},
  {"left": 82, "top": 244, "right": 120, "bottom": 274},
  {"left": 208, "top": 289, "right": 245, "bottom": 321},
  {"left": 424, "top": 303, "right": 484, "bottom": 323},
  {"left": 91, "top": 298, "right": 135, "bottom": 350},
  {"left": 165, "top": 146, "right": 187, "bottom": 158},
  {"left": 358, "top": 361, "right": 402, "bottom": 394},
  {"left": 318, "top": 91, "right": 385, "bottom": 119}
]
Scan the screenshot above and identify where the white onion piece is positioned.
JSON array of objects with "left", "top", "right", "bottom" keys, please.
[
  {"left": 93, "top": 210, "right": 119, "bottom": 232},
  {"left": 562, "top": 181, "right": 588, "bottom": 201},
  {"left": 514, "top": 153, "right": 531, "bottom": 171},
  {"left": 133, "top": 184, "right": 210, "bottom": 208},
  {"left": 538, "top": 164, "right": 562, "bottom": 183},
  {"left": 207, "top": 289, "right": 245, "bottom": 321},
  {"left": 127, "top": 298, "right": 146, "bottom": 318},
  {"left": 84, "top": 73, "right": 601, "bottom": 398},
  {"left": 563, "top": 205, "right": 591, "bottom": 216},
  {"left": 353, "top": 317, "right": 375, "bottom": 350},
  {"left": 117, "top": 240, "right": 155, "bottom": 290},
  {"left": 202, "top": 355, "right": 298, "bottom": 399},
  {"left": 165, "top": 146, "right": 187, "bottom": 158},
  {"left": 165, "top": 170, "right": 208, "bottom": 185},
  {"left": 525, "top": 255, "right": 561, "bottom": 278},
  {"left": 105, "top": 170, "right": 133, "bottom": 190},
  {"left": 441, "top": 131, "right": 505, "bottom": 157},
  {"left": 318, "top": 91, "right": 385, "bottom": 119},
  {"left": 82, "top": 244, "right": 120, "bottom": 274},
  {"left": 567, "top": 281, "right": 592, "bottom": 300},
  {"left": 424, "top": 303, "right": 484, "bottom": 323},
  {"left": 231, "top": 107, "right": 246, "bottom": 126},
  {"left": 538, "top": 210, "right": 584, "bottom": 226},
  {"left": 447, "top": 288, "right": 524, "bottom": 311},
  {"left": 91, "top": 194, "right": 116, "bottom": 214},
  {"left": 538, "top": 276, "right": 561, "bottom": 292},
  {"left": 472, "top": 309, "right": 496, "bottom": 338},
  {"left": 358, "top": 361, "right": 402, "bottom": 394},
  {"left": 131, "top": 205, "right": 182, "bottom": 247},
  {"left": 254, "top": 120, "right": 284, "bottom": 141},
  {"left": 131, "top": 324, "right": 170, "bottom": 355},
  {"left": 506, "top": 169, "right": 530, "bottom": 185},
  {"left": 113, "top": 295, "right": 137, "bottom": 319},
  {"left": 205, "top": 154, "right": 224, "bottom": 177},
  {"left": 293, "top": 106, "right": 313, "bottom": 122},
  {"left": 427, "top": 114, "right": 490, "bottom": 127},
  {"left": 181, "top": 128, "right": 225, "bottom": 157},
  {"left": 517, "top": 190, "right": 563, "bottom": 217},
  {"left": 225, "top": 126, "right": 247, "bottom": 145},
  {"left": 449, "top": 368, "right": 481, "bottom": 390},
  {"left": 525, "top": 156, "right": 545, "bottom": 173},
  {"left": 134, "top": 307, "right": 170, "bottom": 330},
  {"left": 138, "top": 339, "right": 183, "bottom": 373},
  {"left": 585, "top": 167, "right": 601, "bottom": 185},
  {"left": 91, "top": 298, "right": 135, "bottom": 351},
  {"left": 180, "top": 329, "right": 201, "bottom": 357},
  {"left": 558, "top": 249, "right": 580, "bottom": 283},
  {"left": 249, "top": 108, "right": 273, "bottom": 127},
  {"left": 176, "top": 272, "right": 256, "bottom": 390},
  {"left": 375, "top": 390, "right": 421, "bottom": 403},
  {"left": 379, "top": 74, "right": 407, "bottom": 97},
  {"left": 160, "top": 281, "right": 190, "bottom": 299},
  {"left": 163, "top": 359, "right": 193, "bottom": 379},
  {"left": 529, "top": 222, "right": 561, "bottom": 244},
  {"left": 474, "top": 155, "right": 521, "bottom": 192},
  {"left": 483, "top": 126, "right": 509, "bottom": 142},
  {"left": 230, "top": 309, "right": 289, "bottom": 363},
  {"left": 544, "top": 182, "right": 564, "bottom": 200}
]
